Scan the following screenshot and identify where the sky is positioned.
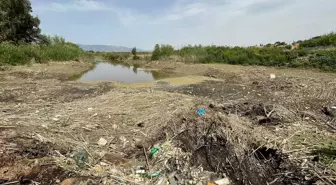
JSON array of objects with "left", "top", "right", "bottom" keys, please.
[{"left": 31, "top": 0, "right": 336, "bottom": 50}]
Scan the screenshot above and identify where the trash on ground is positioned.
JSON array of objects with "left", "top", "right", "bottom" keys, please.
[
  {"left": 74, "top": 149, "right": 89, "bottom": 168},
  {"left": 149, "top": 146, "right": 160, "bottom": 157},
  {"left": 149, "top": 171, "right": 160, "bottom": 177},
  {"left": 214, "top": 177, "right": 230, "bottom": 185},
  {"left": 97, "top": 137, "right": 108, "bottom": 146},
  {"left": 197, "top": 108, "right": 206, "bottom": 116},
  {"left": 270, "top": 73, "right": 276, "bottom": 79},
  {"left": 135, "top": 169, "right": 146, "bottom": 174}
]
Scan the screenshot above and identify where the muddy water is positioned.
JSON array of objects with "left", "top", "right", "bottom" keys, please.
[{"left": 72, "top": 61, "right": 164, "bottom": 83}]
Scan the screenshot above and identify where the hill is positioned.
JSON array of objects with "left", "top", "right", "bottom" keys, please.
[{"left": 78, "top": 44, "right": 144, "bottom": 52}]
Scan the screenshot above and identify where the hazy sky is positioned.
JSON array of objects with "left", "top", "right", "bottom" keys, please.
[{"left": 31, "top": 0, "right": 336, "bottom": 50}]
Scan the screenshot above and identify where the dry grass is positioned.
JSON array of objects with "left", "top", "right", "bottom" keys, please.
[
  {"left": 115, "top": 75, "right": 217, "bottom": 88},
  {"left": 1, "top": 61, "right": 336, "bottom": 184}
]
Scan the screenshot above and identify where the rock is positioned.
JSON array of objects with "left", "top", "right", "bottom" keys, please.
[
  {"left": 97, "top": 137, "right": 108, "bottom": 146},
  {"left": 214, "top": 178, "right": 230, "bottom": 185}
]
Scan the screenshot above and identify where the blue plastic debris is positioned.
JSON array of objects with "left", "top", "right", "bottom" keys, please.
[
  {"left": 197, "top": 108, "right": 206, "bottom": 116},
  {"left": 74, "top": 149, "right": 89, "bottom": 168}
]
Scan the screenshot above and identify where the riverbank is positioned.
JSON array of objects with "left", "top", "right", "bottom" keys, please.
[{"left": 0, "top": 61, "right": 335, "bottom": 184}]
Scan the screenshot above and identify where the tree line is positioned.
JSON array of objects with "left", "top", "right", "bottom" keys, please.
[
  {"left": 0, "top": 0, "right": 84, "bottom": 66},
  {"left": 150, "top": 33, "right": 336, "bottom": 71}
]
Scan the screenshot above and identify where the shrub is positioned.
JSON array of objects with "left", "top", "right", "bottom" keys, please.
[
  {"left": 151, "top": 44, "right": 175, "bottom": 61},
  {"left": 148, "top": 42, "right": 336, "bottom": 71},
  {"left": 299, "top": 32, "right": 336, "bottom": 48},
  {"left": 103, "top": 52, "right": 130, "bottom": 61},
  {"left": 0, "top": 41, "right": 84, "bottom": 66}
]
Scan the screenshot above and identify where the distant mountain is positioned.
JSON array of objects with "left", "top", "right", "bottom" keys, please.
[{"left": 78, "top": 44, "right": 136, "bottom": 52}]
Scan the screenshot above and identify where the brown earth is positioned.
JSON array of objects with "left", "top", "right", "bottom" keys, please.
[{"left": 0, "top": 61, "right": 335, "bottom": 185}]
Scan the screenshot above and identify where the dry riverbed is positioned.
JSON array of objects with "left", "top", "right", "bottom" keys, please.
[{"left": 0, "top": 61, "right": 335, "bottom": 185}]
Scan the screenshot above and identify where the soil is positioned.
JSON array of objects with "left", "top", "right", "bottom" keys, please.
[{"left": 0, "top": 61, "right": 335, "bottom": 184}]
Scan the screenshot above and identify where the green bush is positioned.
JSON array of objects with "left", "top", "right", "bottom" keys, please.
[
  {"left": 0, "top": 41, "right": 84, "bottom": 66},
  {"left": 40, "top": 43, "right": 82, "bottom": 61},
  {"left": 151, "top": 44, "right": 174, "bottom": 61},
  {"left": 148, "top": 42, "right": 336, "bottom": 71},
  {"left": 299, "top": 33, "right": 336, "bottom": 48},
  {"left": 103, "top": 52, "right": 130, "bottom": 61}
]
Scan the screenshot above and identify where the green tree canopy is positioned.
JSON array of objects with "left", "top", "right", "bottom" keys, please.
[
  {"left": 151, "top": 44, "right": 161, "bottom": 61},
  {"left": 131, "top": 47, "right": 137, "bottom": 56},
  {"left": 0, "top": 0, "right": 41, "bottom": 43}
]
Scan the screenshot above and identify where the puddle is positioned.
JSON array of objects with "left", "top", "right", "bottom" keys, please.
[{"left": 71, "top": 61, "right": 166, "bottom": 83}]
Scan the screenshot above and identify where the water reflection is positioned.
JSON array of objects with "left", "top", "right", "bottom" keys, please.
[{"left": 71, "top": 61, "right": 168, "bottom": 83}]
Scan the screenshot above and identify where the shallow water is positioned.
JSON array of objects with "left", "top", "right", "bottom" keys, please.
[{"left": 72, "top": 61, "right": 164, "bottom": 83}]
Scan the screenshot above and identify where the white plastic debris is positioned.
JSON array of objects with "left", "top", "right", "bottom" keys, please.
[
  {"left": 270, "top": 74, "right": 276, "bottom": 79},
  {"left": 97, "top": 137, "right": 108, "bottom": 146},
  {"left": 135, "top": 169, "right": 146, "bottom": 174},
  {"left": 214, "top": 178, "right": 230, "bottom": 185},
  {"left": 88, "top": 107, "right": 93, "bottom": 111},
  {"left": 52, "top": 115, "right": 62, "bottom": 121}
]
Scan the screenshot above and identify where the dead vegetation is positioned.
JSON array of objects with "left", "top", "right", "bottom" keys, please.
[{"left": 0, "top": 61, "right": 336, "bottom": 184}]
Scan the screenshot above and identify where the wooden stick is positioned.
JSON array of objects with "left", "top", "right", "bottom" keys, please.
[
  {"left": 0, "top": 126, "right": 16, "bottom": 129},
  {"left": 142, "top": 144, "right": 151, "bottom": 171},
  {"left": 1, "top": 181, "right": 20, "bottom": 185}
]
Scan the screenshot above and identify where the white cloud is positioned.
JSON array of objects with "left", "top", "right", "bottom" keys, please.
[
  {"left": 34, "top": 0, "right": 109, "bottom": 12},
  {"left": 144, "top": 0, "right": 336, "bottom": 47},
  {"left": 163, "top": 2, "right": 207, "bottom": 21},
  {"left": 33, "top": 0, "right": 336, "bottom": 48}
]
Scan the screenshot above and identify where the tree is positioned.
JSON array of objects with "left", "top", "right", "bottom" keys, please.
[
  {"left": 131, "top": 47, "right": 137, "bottom": 56},
  {"left": 160, "top": 44, "right": 174, "bottom": 57},
  {"left": 151, "top": 44, "right": 161, "bottom": 61},
  {"left": 0, "top": 0, "right": 41, "bottom": 43},
  {"left": 131, "top": 47, "right": 139, "bottom": 60}
]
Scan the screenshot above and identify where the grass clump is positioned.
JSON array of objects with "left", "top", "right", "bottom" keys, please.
[{"left": 313, "top": 141, "right": 336, "bottom": 169}]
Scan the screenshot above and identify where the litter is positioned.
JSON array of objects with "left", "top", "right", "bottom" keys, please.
[
  {"left": 270, "top": 74, "right": 276, "bottom": 79},
  {"left": 149, "top": 171, "right": 160, "bottom": 177},
  {"left": 135, "top": 169, "right": 146, "bottom": 174},
  {"left": 149, "top": 146, "right": 160, "bottom": 157},
  {"left": 74, "top": 149, "right": 89, "bottom": 168},
  {"left": 197, "top": 108, "right": 206, "bottom": 116},
  {"left": 214, "top": 177, "right": 230, "bottom": 185},
  {"left": 97, "top": 137, "right": 108, "bottom": 146}
]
